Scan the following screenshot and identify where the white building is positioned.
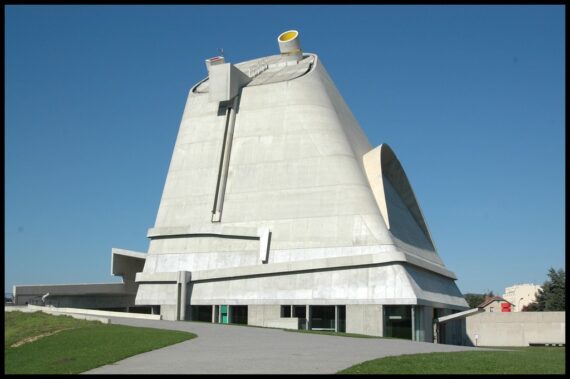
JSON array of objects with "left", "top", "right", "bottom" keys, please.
[
  {"left": 14, "top": 30, "right": 469, "bottom": 344},
  {"left": 502, "top": 284, "right": 542, "bottom": 311}
]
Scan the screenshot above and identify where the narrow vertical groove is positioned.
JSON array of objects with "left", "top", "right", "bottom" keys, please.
[
  {"left": 212, "top": 96, "right": 240, "bottom": 222},
  {"left": 211, "top": 106, "right": 231, "bottom": 216}
]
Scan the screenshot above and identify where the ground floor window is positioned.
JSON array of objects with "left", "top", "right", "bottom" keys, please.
[
  {"left": 278, "top": 305, "right": 344, "bottom": 331},
  {"left": 413, "top": 306, "right": 424, "bottom": 341},
  {"left": 337, "top": 305, "right": 346, "bottom": 333},
  {"left": 384, "top": 305, "right": 412, "bottom": 339},
  {"left": 190, "top": 305, "right": 213, "bottom": 322},
  {"left": 230, "top": 305, "right": 248, "bottom": 325},
  {"left": 281, "top": 305, "right": 292, "bottom": 318},
  {"left": 433, "top": 308, "right": 447, "bottom": 343},
  {"left": 310, "top": 305, "right": 336, "bottom": 330},
  {"left": 293, "top": 305, "right": 306, "bottom": 319}
]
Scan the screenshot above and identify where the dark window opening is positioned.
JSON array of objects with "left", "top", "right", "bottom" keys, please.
[
  {"left": 384, "top": 305, "right": 412, "bottom": 340},
  {"left": 310, "top": 305, "right": 335, "bottom": 330},
  {"left": 190, "top": 305, "right": 213, "bottom": 322},
  {"left": 337, "top": 305, "right": 346, "bottom": 333},
  {"left": 281, "top": 305, "right": 292, "bottom": 318},
  {"left": 293, "top": 305, "right": 306, "bottom": 319},
  {"left": 230, "top": 305, "right": 248, "bottom": 325}
]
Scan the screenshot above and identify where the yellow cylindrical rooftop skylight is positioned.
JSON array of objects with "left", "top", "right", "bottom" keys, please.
[{"left": 277, "top": 30, "right": 302, "bottom": 61}]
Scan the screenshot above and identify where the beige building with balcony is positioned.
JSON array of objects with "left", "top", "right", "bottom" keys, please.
[{"left": 502, "top": 284, "right": 542, "bottom": 311}]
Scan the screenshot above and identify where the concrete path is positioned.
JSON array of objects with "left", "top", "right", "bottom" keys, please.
[{"left": 83, "top": 317, "right": 491, "bottom": 374}]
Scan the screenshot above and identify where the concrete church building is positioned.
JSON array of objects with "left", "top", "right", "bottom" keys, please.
[{"left": 14, "top": 30, "right": 468, "bottom": 343}]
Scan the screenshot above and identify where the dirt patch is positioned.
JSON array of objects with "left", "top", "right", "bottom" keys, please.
[{"left": 11, "top": 328, "right": 74, "bottom": 348}]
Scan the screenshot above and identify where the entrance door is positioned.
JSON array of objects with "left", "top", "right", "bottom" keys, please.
[
  {"left": 384, "top": 305, "right": 412, "bottom": 339},
  {"left": 221, "top": 305, "right": 228, "bottom": 324},
  {"left": 433, "top": 308, "right": 446, "bottom": 343}
]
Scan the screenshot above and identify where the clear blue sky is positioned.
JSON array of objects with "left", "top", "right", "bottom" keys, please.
[{"left": 5, "top": 5, "right": 565, "bottom": 296}]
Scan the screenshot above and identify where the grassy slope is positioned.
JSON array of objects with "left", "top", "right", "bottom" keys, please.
[
  {"left": 338, "top": 347, "right": 566, "bottom": 374},
  {"left": 5, "top": 311, "right": 196, "bottom": 374}
]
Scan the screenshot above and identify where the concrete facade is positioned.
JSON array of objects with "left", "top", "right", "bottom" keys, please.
[
  {"left": 13, "top": 30, "right": 469, "bottom": 343},
  {"left": 465, "top": 311, "right": 565, "bottom": 346},
  {"left": 132, "top": 30, "right": 468, "bottom": 342},
  {"left": 346, "top": 304, "right": 383, "bottom": 336}
]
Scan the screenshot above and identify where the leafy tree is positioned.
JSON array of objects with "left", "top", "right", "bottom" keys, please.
[
  {"left": 464, "top": 291, "right": 495, "bottom": 308},
  {"left": 526, "top": 268, "right": 565, "bottom": 312}
]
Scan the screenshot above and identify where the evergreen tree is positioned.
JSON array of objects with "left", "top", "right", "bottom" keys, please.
[{"left": 529, "top": 267, "right": 565, "bottom": 311}]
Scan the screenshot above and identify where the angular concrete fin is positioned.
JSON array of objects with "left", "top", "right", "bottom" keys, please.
[
  {"left": 363, "top": 144, "right": 436, "bottom": 251},
  {"left": 208, "top": 63, "right": 252, "bottom": 102}
]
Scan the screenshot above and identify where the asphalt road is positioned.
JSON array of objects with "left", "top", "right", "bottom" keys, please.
[{"left": 83, "top": 317, "right": 489, "bottom": 374}]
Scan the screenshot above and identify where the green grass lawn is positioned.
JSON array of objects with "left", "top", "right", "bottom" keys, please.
[
  {"left": 4, "top": 311, "right": 197, "bottom": 374},
  {"left": 338, "top": 346, "right": 566, "bottom": 374}
]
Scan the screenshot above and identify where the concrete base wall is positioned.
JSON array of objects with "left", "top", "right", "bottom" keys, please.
[
  {"left": 247, "top": 304, "right": 282, "bottom": 327},
  {"left": 46, "top": 295, "right": 136, "bottom": 309},
  {"left": 465, "top": 311, "right": 565, "bottom": 347},
  {"left": 15, "top": 294, "right": 136, "bottom": 310},
  {"left": 345, "top": 304, "right": 383, "bottom": 337},
  {"left": 180, "top": 265, "right": 418, "bottom": 306},
  {"left": 247, "top": 304, "right": 299, "bottom": 330},
  {"left": 14, "top": 282, "right": 138, "bottom": 311},
  {"left": 161, "top": 305, "right": 178, "bottom": 321},
  {"left": 265, "top": 318, "right": 300, "bottom": 330},
  {"left": 25, "top": 305, "right": 160, "bottom": 321}
]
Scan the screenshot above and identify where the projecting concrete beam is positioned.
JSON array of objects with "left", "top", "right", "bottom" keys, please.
[
  {"left": 435, "top": 307, "right": 484, "bottom": 324},
  {"left": 111, "top": 248, "right": 146, "bottom": 281},
  {"left": 208, "top": 63, "right": 251, "bottom": 103}
]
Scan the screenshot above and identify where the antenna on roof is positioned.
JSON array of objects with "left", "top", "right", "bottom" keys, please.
[{"left": 219, "top": 48, "right": 224, "bottom": 58}]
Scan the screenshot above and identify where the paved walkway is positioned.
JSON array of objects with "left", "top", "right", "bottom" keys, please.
[{"left": 83, "top": 317, "right": 490, "bottom": 374}]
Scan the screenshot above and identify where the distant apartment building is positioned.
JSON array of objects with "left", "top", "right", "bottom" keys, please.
[{"left": 502, "top": 284, "right": 542, "bottom": 312}]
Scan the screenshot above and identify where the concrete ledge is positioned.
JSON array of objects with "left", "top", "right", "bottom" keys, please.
[
  {"left": 4, "top": 305, "right": 30, "bottom": 312},
  {"left": 135, "top": 251, "right": 455, "bottom": 285},
  {"left": 136, "top": 271, "right": 180, "bottom": 283},
  {"left": 147, "top": 225, "right": 259, "bottom": 239},
  {"left": 14, "top": 282, "right": 134, "bottom": 296},
  {"left": 26, "top": 305, "right": 161, "bottom": 321},
  {"left": 188, "top": 251, "right": 455, "bottom": 282}
]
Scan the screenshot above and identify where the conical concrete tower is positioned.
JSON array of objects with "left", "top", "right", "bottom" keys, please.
[{"left": 134, "top": 30, "right": 468, "bottom": 342}]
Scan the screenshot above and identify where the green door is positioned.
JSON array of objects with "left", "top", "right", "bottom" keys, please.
[{"left": 221, "top": 305, "right": 228, "bottom": 324}]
